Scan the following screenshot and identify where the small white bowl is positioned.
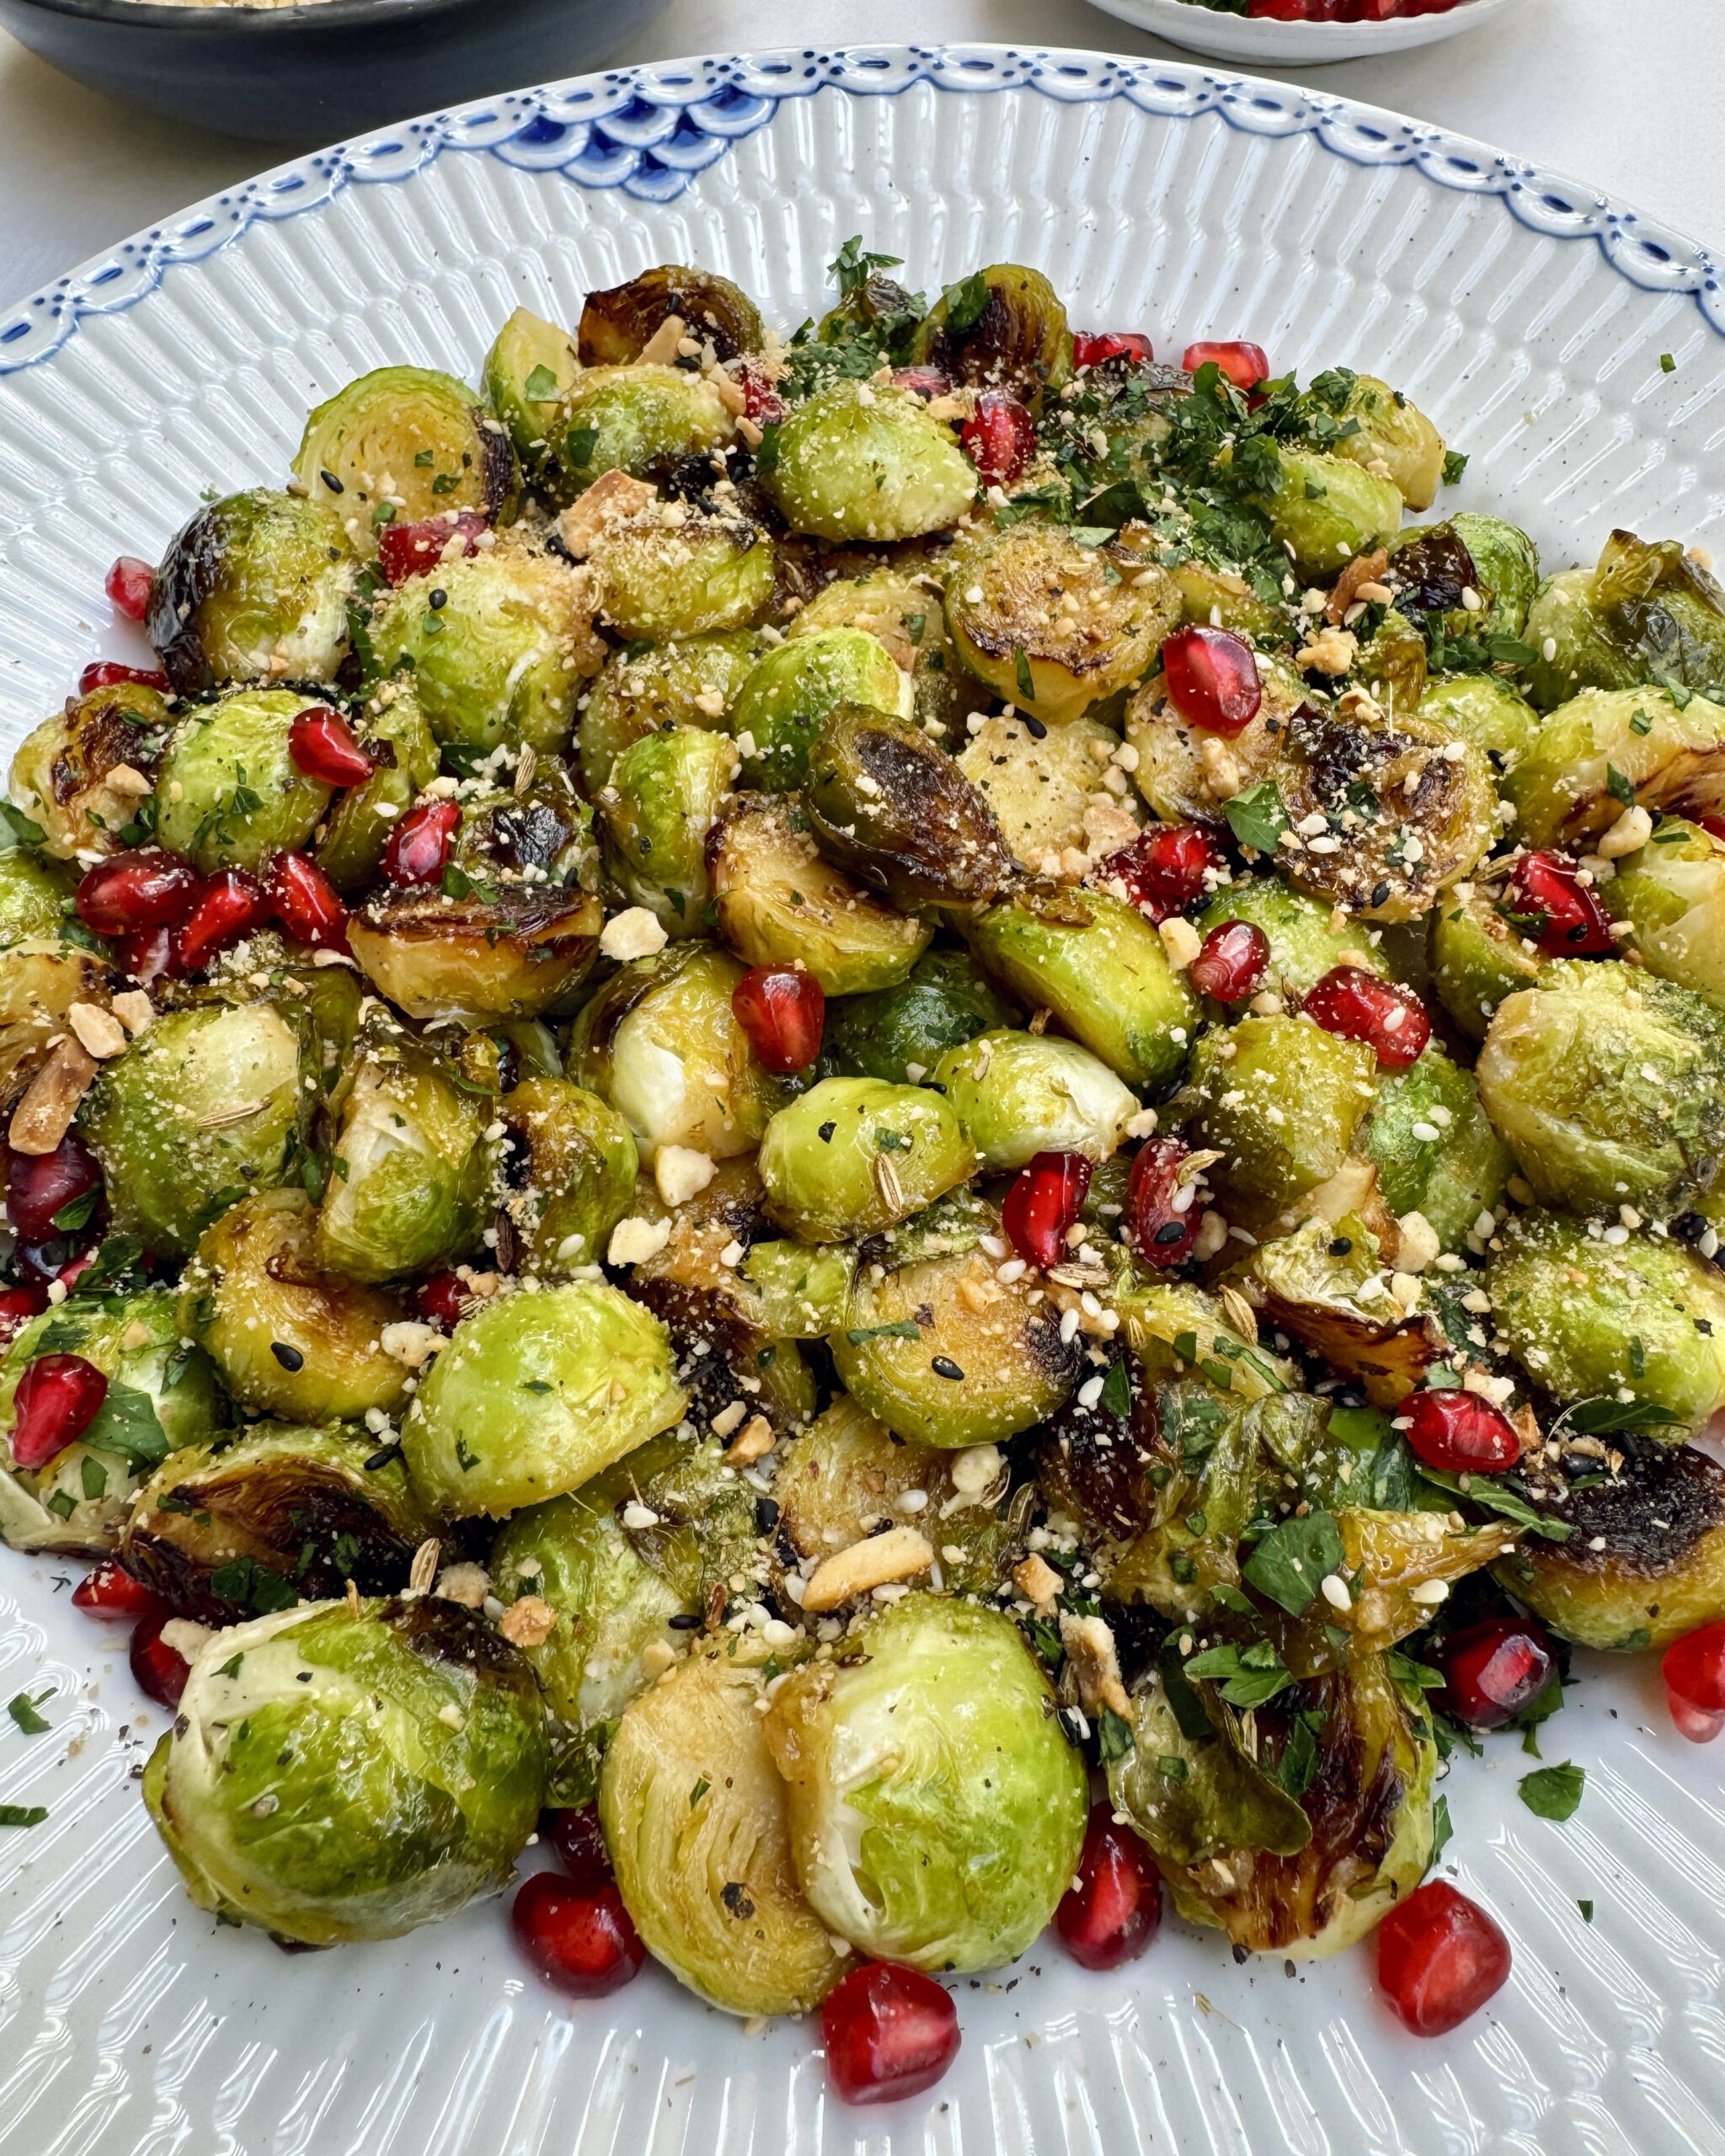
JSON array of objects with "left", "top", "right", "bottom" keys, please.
[{"left": 1089, "top": 0, "right": 1527, "bottom": 66}]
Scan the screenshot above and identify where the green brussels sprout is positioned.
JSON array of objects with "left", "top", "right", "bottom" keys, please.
[
  {"left": 758, "top": 1075, "right": 977, "bottom": 1242},
  {"left": 968, "top": 886, "right": 1199, "bottom": 1091},
  {"left": 82, "top": 995, "right": 312, "bottom": 1258},
  {"left": 1194, "top": 878, "right": 1390, "bottom": 1004},
  {"left": 737, "top": 1241, "right": 856, "bottom": 1339},
  {"left": 1505, "top": 684, "right": 1725, "bottom": 850},
  {"left": 1171, "top": 558, "right": 1287, "bottom": 640},
  {"left": 1129, "top": 643, "right": 1305, "bottom": 837},
  {"left": 1449, "top": 513, "right": 1541, "bottom": 638},
  {"left": 1359, "top": 1047, "right": 1512, "bottom": 1252},
  {"left": 819, "top": 947, "right": 1017, "bottom": 1086},
  {"left": 614, "top": 1431, "right": 764, "bottom": 1615},
  {"left": 364, "top": 538, "right": 603, "bottom": 756},
  {"left": 577, "top": 630, "right": 766, "bottom": 794},
  {"left": 1485, "top": 1211, "right": 1725, "bottom": 1436},
  {"left": 1241, "top": 1214, "right": 1445, "bottom": 1408},
  {"left": 1179, "top": 1015, "right": 1378, "bottom": 1230},
  {"left": 292, "top": 365, "right": 520, "bottom": 554},
  {"left": 590, "top": 507, "right": 775, "bottom": 642},
  {"left": 761, "top": 379, "right": 976, "bottom": 545},
  {"left": 602, "top": 1637, "right": 850, "bottom": 2016},
  {"left": 1521, "top": 568, "right": 1638, "bottom": 709},
  {"left": 708, "top": 793, "right": 931, "bottom": 995},
  {"left": 348, "top": 881, "right": 602, "bottom": 1025},
  {"left": 598, "top": 723, "right": 739, "bottom": 935},
  {"left": 481, "top": 306, "right": 581, "bottom": 481},
  {"left": 401, "top": 1281, "right": 686, "bottom": 1518},
  {"left": 553, "top": 363, "right": 734, "bottom": 498},
  {"left": 1242, "top": 445, "right": 1402, "bottom": 579},
  {"left": 1329, "top": 373, "right": 1445, "bottom": 511},
  {"left": 1417, "top": 672, "right": 1541, "bottom": 776},
  {"left": 123, "top": 1421, "right": 430, "bottom": 1621},
  {"left": 804, "top": 704, "right": 1011, "bottom": 910},
  {"left": 1522, "top": 530, "right": 1725, "bottom": 709},
  {"left": 1430, "top": 881, "right": 1547, "bottom": 1042},
  {"left": 568, "top": 944, "right": 786, "bottom": 1159},
  {"left": 147, "top": 489, "right": 358, "bottom": 695},
  {"left": 907, "top": 263, "right": 1072, "bottom": 410},
  {"left": 149, "top": 689, "right": 330, "bottom": 873},
  {"left": 1477, "top": 961, "right": 1725, "bottom": 1215},
  {"left": 0, "top": 1289, "right": 223, "bottom": 1555},
  {"left": 946, "top": 522, "right": 1181, "bottom": 725},
  {"left": 0, "top": 852, "right": 72, "bottom": 948},
  {"left": 791, "top": 564, "right": 979, "bottom": 738},
  {"left": 959, "top": 711, "right": 1137, "bottom": 873},
  {"left": 145, "top": 1595, "right": 546, "bottom": 1945},
  {"left": 930, "top": 1027, "right": 1137, "bottom": 1171},
  {"left": 765, "top": 1595, "right": 1087, "bottom": 1972},
  {"left": 725, "top": 627, "right": 911, "bottom": 792},
  {"left": 184, "top": 1189, "right": 409, "bottom": 1422},
  {"left": 188, "top": 929, "right": 360, "bottom": 1097},
  {"left": 496, "top": 1075, "right": 638, "bottom": 1275},
  {"left": 9, "top": 679, "right": 175, "bottom": 860},
  {"left": 578, "top": 264, "right": 763, "bottom": 366},
  {"left": 312, "top": 680, "right": 441, "bottom": 892},
  {"left": 1610, "top": 815, "right": 1725, "bottom": 1001}
]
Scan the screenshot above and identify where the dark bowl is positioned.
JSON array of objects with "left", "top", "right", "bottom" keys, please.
[{"left": 0, "top": 0, "right": 672, "bottom": 142}]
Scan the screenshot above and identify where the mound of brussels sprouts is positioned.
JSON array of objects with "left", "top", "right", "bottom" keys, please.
[{"left": 7, "top": 234, "right": 1724, "bottom": 2090}]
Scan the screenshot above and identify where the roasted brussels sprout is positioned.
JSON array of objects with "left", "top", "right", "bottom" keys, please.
[
  {"left": 292, "top": 366, "right": 519, "bottom": 551},
  {"left": 1430, "top": 881, "right": 1547, "bottom": 1042},
  {"left": 578, "top": 631, "right": 766, "bottom": 794},
  {"left": 481, "top": 306, "right": 581, "bottom": 480},
  {"left": 765, "top": 1595, "right": 1087, "bottom": 1972},
  {"left": 1507, "top": 685, "right": 1725, "bottom": 849},
  {"left": 589, "top": 506, "right": 775, "bottom": 642},
  {"left": 0, "top": 851, "right": 72, "bottom": 947},
  {"left": 1523, "top": 530, "right": 1725, "bottom": 710},
  {"left": 1241, "top": 1214, "right": 1444, "bottom": 1407},
  {"left": 907, "top": 263, "right": 1072, "bottom": 409},
  {"left": 555, "top": 364, "right": 734, "bottom": 497},
  {"left": 1194, "top": 878, "right": 1390, "bottom": 1003},
  {"left": 804, "top": 704, "right": 1011, "bottom": 910},
  {"left": 400, "top": 1281, "right": 686, "bottom": 1517},
  {"left": 758, "top": 1075, "right": 977, "bottom": 1241},
  {"left": 1359, "top": 1046, "right": 1512, "bottom": 1252},
  {"left": 791, "top": 563, "right": 976, "bottom": 739},
  {"left": 1244, "top": 446, "right": 1402, "bottom": 579},
  {"left": 725, "top": 627, "right": 911, "bottom": 793},
  {"left": 1610, "top": 815, "right": 1725, "bottom": 1001},
  {"left": 145, "top": 1596, "right": 546, "bottom": 1944},
  {"left": 760, "top": 380, "right": 976, "bottom": 544},
  {"left": 598, "top": 723, "right": 738, "bottom": 936},
  {"left": 578, "top": 264, "right": 763, "bottom": 366},
  {"left": 1170, "top": 558, "right": 1286, "bottom": 640},
  {"left": 9, "top": 679, "right": 174, "bottom": 860},
  {"left": 930, "top": 1027, "right": 1137, "bottom": 1171},
  {"left": 312, "top": 680, "right": 442, "bottom": 892},
  {"left": 1329, "top": 374, "right": 1445, "bottom": 512},
  {"left": 348, "top": 881, "right": 602, "bottom": 1026},
  {"left": 150, "top": 688, "right": 331, "bottom": 873},
  {"left": 494, "top": 1075, "right": 637, "bottom": 1276},
  {"left": 959, "top": 711, "right": 1137, "bottom": 873},
  {"left": 1417, "top": 672, "right": 1541, "bottom": 776},
  {"left": 1449, "top": 512, "right": 1541, "bottom": 638},
  {"left": 818, "top": 946, "right": 1016, "bottom": 1086},
  {"left": 0, "top": 939, "right": 110, "bottom": 1113}
]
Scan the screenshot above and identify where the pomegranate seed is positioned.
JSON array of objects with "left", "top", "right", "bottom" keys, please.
[
  {"left": 1161, "top": 625, "right": 1263, "bottom": 737},
  {"left": 1376, "top": 1881, "right": 1510, "bottom": 2036},
  {"left": 55, "top": 1250, "right": 99, "bottom": 1296},
  {"left": 1103, "top": 823, "right": 1221, "bottom": 924},
  {"left": 1438, "top": 1619, "right": 1554, "bottom": 1730},
  {"left": 267, "top": 851, "right": 349, "bottom": 950},
  {"left": 130, "top": 1613, "right": 192, "bottom": 1709},
  {"left": 383, "top": 800, "right": 461, "bottom": 887},
  {"left": 78, "top": 661, "right": 169, "bottom": 696},
  {"left": 105, "top": 556, "right": 155, "bottom": 622},
  {"left": 1404, "top": 1388, "right": 1523, "bottom": 1474},
  {"left": 960, "top": 389, "right": 1036, "bottom": 489},
  {"left": 171, "top": 870, "right": 269, "bottom": 973},
  {"left": 1303, "top": 965, "right": 1432, "bottom": 1069},
  {"left": 737, "top": 360, "right": 787, "bottom": 424},
  {"left": 1055, "top": 1801, "right": 1162, "bottom": 1971},
  {"left": 5, "top": 1133, "right": 102, "bottom": 1243},
  {"left": 414, "top": 1273, "right": 478, "bottom": 1331},
  {"left": 1190, "top": 920, "right": 1269, "bottom": 1002},
  {"left": 510, "top": 1874, "right": 644, "bottom": 1996},
  {"left": 72, "top": 1560, "right": 165, "bottom": 1620},
  {"left": 1126, "top": 1138, "right": 1204, "bottom": 1269},
  {"left": 10, "top": 1353, "right": 108, "bottom": 1469},
  {"left": 288, "top": 706, "right": 376, "bottom": 788},
  {"left": 1503, "top": 851, "right": 1616, "bottom": 958},
  {"left": 731, "top": 964, "right": 825, "bottom": 1075},
  {"left": 0, "top": 1285, "right": 45, "bottom": 1348},
  {"left": 890, "top": 366, "right": 952, "bottom": 400},
  {"left": 1663, "top": 1620, "right": 1725, "bottom": 1743},
  {"left": 1182, "top": 341, "right": 1271, "bottom": 392},
  {"left": 546, "top": 1805, "right": 612, "bottom": 1891},
  {"left": 117, "top": 925, "right": 178, "bottom": 986},
  {"left": 76, "top": 848, "right": 203, "bottom": 937},
  {"left": 1072, "top": 331, "right": 1155, "bottom": 370},
  {"left": 377, "top": 511, "right": 488, "bottom": 588},
  {"left": 820, "top": 1962, "right": 960, "bottom": 2106},
  {"left": 1002, "top": 1151, "right": 1092, "bottom": 1272}
]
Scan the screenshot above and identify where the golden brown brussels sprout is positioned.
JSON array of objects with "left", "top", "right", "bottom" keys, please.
[
  {"left": 1505, "top": 685, "right": 1725, "bottom": 849},
  {"left": 578, "top": 630, "right": 766, "bottom": 794},
  {"left": 931, "top": 1027, "right": 1137, "bottom": 1172},
  {"left": 589, "top": 505, "right": 776, "bottom": 641},
  {"left": 1194, "top": 877, "right": 1389, "bottom": 1004},
  {"left": 1430, "top": 881, "right": 1547, "bottom": 1042},
  {"left": 482, "top": 307, "right": 581, "bottom": 482},
  {"left": 578, "top": 264, "right": 763, "bottom": 366},
  {"left": 348, "top": 882, "right": 602, "bottom": 1024},
  {"left": 907, "top": 263, "right": 1072, "bottom": 409},
  {"left": 10, "top": 680, "right": 174, "bottom": 860},
  {"left": 495, "top": 1075, "right": 638, "bottom": 1276},
  {"left": 183, "top": 1188, "right": 409, "bottom": 1422},
  {"left": 1358, "top": 1047, "right": 1512, "bottom": 1252},
  {"left": 946, "top": 522, "right": 1181, "bottom": 725},
  {"left": 1329, "top": 373, "right": 1445, "bottom": 511},
  {"left": 1610, "top": 815, "right": 1725, "bottom": 1002},
  {"left": 1127, "top": 653, "right": 1305, "bottom": 831},
  {"left": 758, "top": 1075, "right": 977, "bottom": 1242},
  {"left": 760, "top": 379, "right": 976, "bottom": 545},
  {"left": 790, "top": 564, "right": 977, "bottom": 739},
  {"left": 1417, "top": 672, "right": 1540, "bottom": 778},
  {"left": 967, "top": 885, "right": 1199, "bottom": 1090},
  {"left": 554, "top": 364, "right": 734, "bottom": 498},
  {"left": 312, "top": 680, "right": 441, "bottom": 892},
  {"left": 707, "top": 793, "right": 931, "bottom": 995},
  {"left": 959, "top": 710, "right": 1138, "bottom": 874},
  {"left": 0, "top": 937, "right": 112, "bottom": 1110},
  {"left": 152, "top": 688, "right": 332, "bottom": 874},
  {"left": 598, "top": 723, "right": 739, "bottom": 937},
  {"left": 818, "top": 946, "right": 1017, "bottom": 1086},
  {"left": 1523, "top": 529, "right": 1725, "bottom": 709},
  {"left": 1521, "top": 568, "right": 1636, "bottom": 709},
  {"left": 1243, "top": 446, "right": 1403, "bottom": 579},
  {"left": 602, "top": 1638, "right": 849, "bottom": 2017},
  {"left": 1240, "top": 1214, "right": 1445, "bottom": 1407},
  {"left": 292, "top": 365, "right": 519, "bottom": 552},
  {"left": 725, "top": 627, "right": 911, "bottom": 792}
]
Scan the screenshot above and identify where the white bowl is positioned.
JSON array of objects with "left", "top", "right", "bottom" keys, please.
[{"left": 1090, "top": 0, "right": 1530, "bottom": 65}]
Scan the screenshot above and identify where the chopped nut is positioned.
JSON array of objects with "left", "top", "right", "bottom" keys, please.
[
  {"left": 1059, "top": 1613, "right": 1132, "bottom": 1721},
  {"left": 1295, "top": 624, "right": 1358, "bottom": 677},
  {"left": 161, "top": 1619, "right": 213, "bottom": 1664},
  {"left": 1324, "top": 549, "right": 1389, "bottom": 626},
  {"left": 654, "top": 1145, "right": 716, "bottom": 1209},
  {"left": 110, "top": 990, "right": 155, "bottom": 1037},
  {"left": 1158, "top": 915, "right": 1203, "bottom": 971},
  {"left": 67, "top": 999, "right": 127, "bottom": 1060},
  {"left": 104, "top": 763, "right": 153, "bottom": 801},
  {"left": 949, "top": 1443, "right": 1003, "bottom": 1498},
  {"left": 435, "top": 1562, "right": 491, "bottom": 1609},
  {"left": 1395, "top": 1210, "right": 1441, "bottom": 1273},
  {"left": 1596, "top": 803, "right": 1654, "bottom": 859},
  {"left": 640, "top": 1639, "right": 677, "bottom": 1678},
  {"left": 1199, "top": 735, "right": 1242, "bottom": 801},
  {"left": 634, "top": 313, "right": 687, "bottom": 367},
  {"left": 608, "top": 1214, "right": 672, "bottom": 1267},
  {"left": 498, "top": 1594, "right": 558, "bottom": 1648},
  {"left": 724, "top": 1413, "right": 775, "bottom": 1465},
  {"left": 801, "top": 1526, "right": 934, "bottom": 1613},
  {"left": 8, "top": 1038, "right": 99, "bottom": 1156},
  {"left": 598, "top": 905, "right": 668, "bottom": 963},
  {"left": 381, "top": 1320, "right": 444, "bottom": 1369},
  {"left": 555, "top": 467, "right": 658, "bottom": 558},
  {"left": 1012, "top": 1554, "right": 1062, "bottom": 1610}
]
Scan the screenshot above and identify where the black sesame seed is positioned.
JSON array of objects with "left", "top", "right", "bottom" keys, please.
[
  {"left": 270, "top": 1342, "right": 305, "bottom": 1371},
  {"left": 668, "top": 1612, "right": 701, "bottom": 1630},
  {"left": 1022, "top": 713, "right": 1048, "bottom": 740},
  {"left": 754, "top": 1497, "right": 781, "bottom": 1534},
  {"left": 818, "top": 1121, "right": 836, "bottom": 1144},
  {"left": 719, "top": 1881, "right": 756, "bottom": 1919},
  {"left": 1154, "top": 1220, "right": 1188, "bottom": 1245},
  {"left": 1328, "top": 1236, "right": 1353, "bottom": 1257},
  {"left": 363, "top": 1444, "right": 401, "bottom": 1472},
  {"left": 428, "top": 589, "right": 448, "bottom": 611},
  {"left": 1370, "top": 880, "right": 1391, "bottom": 908},
  {"left": 932, "top": 1355, "right": 964, "bottom": 1380},
  {"left": 318, "top": 468, "right": 344, "bottom": 494}
]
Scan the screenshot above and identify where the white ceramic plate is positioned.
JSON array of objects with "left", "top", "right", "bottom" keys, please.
[
  {"left": 2, "top": 41, "right": 1724, "bottom": 2156},
  {"left": 1089, "top": 0, "right": 1530, "bottom": 67}
]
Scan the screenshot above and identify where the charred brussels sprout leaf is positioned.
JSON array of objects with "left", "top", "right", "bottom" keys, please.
[
  {"left": 761, "top": 381, "right": 977, "bottom": 545},
  {"left": 907, "top": 263, "right": 1072, "bottom": 411},
  {"left": 1242, "top": 1215, "right": 1445, "bottom": 1408},
  {"left": 578, "top": 264, "right": 763, "bottom": 366},
  {"left": 553, "top": 366, "right": 734, "bottom": 499},
  {"left": 1506, "top": 685, "right": 1725, "bottom": 848},
  {"left": 152, "top": 689, "right": 333, "bottom": 874},
  {"left": 292, "top": 366, "right": 519, "bottom": 552},
  {"left": 1523, "top": 529, "right": 1725, "bottom": 710},
  {"left": 758, "top": 1076, "right": 977, "bottom": 1242}
]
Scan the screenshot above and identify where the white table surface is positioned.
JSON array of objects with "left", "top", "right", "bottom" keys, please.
[{"left": 0, "top": 0, "right": 1720, "bottom": 315}]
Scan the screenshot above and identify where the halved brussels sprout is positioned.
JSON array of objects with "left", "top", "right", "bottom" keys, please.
[
  {"left": 482, "top": 306, "right": 581, "bottom": 480},
  {"left": 312, "top": 678, "right": 442, "bottom": 892},
  {"left": 555, "top": 364, "right": 734, "bottom": 499},
  {"left": 1127, "top": 647, "right": 1302, "bottom": 833},
  {"left": 758, "top": 1075, "right": 977, "bottom": 1242},
  {"left": 707, "top": 793, "right": 931, "bottom": 994},
  {"left": 1477, "top": 961, "right": 1725, "bottom": 1216},
  {"left": 1610, "top": 815, "right": 1725, "bottom": 1001},
  {"left": 183, "top": 1188, "right": 409, "bottom": 1422},
  {"left": 1359, "top": 1046, "right": 1512, "bottom": 1251},
  {"left": 967, "top": 886, "right": 1199, "bottom": 1091},
  {"left": 804, "top": 704, "right": 1011, "bottom": 910},
  {"left": 1241, "top": 1214, "right": 1443, "bottom": 1407},
  {"left": 0, "top": 937, "right": 111, "bottom": 1107},
  {"left": 1505, "top": 685, "right": 1725, "bottom": 849},
  {"left": 590, "top": 507, "right": 775, "bottom": 642},
  {"left": 598, "top": 723, "right": 739, "bottom": 935},
  {"left": 578, "top": 631, "right": 766, "bottom": 794},
  {"left": 602, "top": 1638, "right": 849, "bottom": 2016},
  {"left": 1449, "top": 512, "right": 1541, "bottom": 639},
  {"left": 145, "top": 1596, "right": 546, "bottom": 1945},
  {"left": 931, "top": 1027, "right": 1137, "bottom": 1171},
  {"left": 1417, "top": 672, "right": 1541, "bottom": 777},
  {"left": 790, "top": 564, "right": 977, "bottom": 739},
  {"left": 1242, "top": 446, "right": 1403, "bottom": 579},
  {"left": 151, "top": 688, "right": 332, "bottom": 873},
  {"left": 1430, "top": 882, "right": 1547, "bottom": 1042},
  {"left": 1194, "top": 878, "right": 1390, "bottom": 1004},
  {"left": 82, "top": 995, "right": 312, "bottom": 1259},
  {"left": 0, "top": 851, "right": 72, "bottom": 948},
  {"left": 959, "top": 711, "right": 1136, "bottom": 873},
  {"left": 348, "top": 883, "right": 602, "bottom": 1024},
  {"left": 1172, "top": 558, "right": 1287, "bottom": 640},
  {"left": 725, "top": 627, "right": 911, "bottom": 793},
  {"left": 1521, "top": 568, "right": 1637, "bottom": 710},
  {"left": 766, "top": 1595, "right": 1087, "bottom": 1973},
  {"left": 292, "top": 365, "right": 519, "bottom": 552},
  {"left": 1485, "top": 1210, "right": 1725, "bottom": 1436},
  {"left": 578, "top": 264, "right": 763, "bottom": 366},
  {"left": 1330, "top": 374, "right": 1445, "bottom": 512},
  {"left": 907, "top": 263, "right": 1072, "bottom": 410},
  {"left": 10, "top": 680, "right": 174, "bottom": 860},
  {"left": 1354, "top": 608, "right": 1430, "bottom": 720},
  {"left": 148, "top": 489, "right": 357, "bottom": 695},
  {"left": 1523, "top": 530, "right": 1725, "bottom": 709},
  {"left": 496, "top": 1076, "right": 638, "bottom": 1276},
  {"left": 819, "top": 946, "right": 1017, "bottom": 1086},
  {"left": 737, "top": 1240, "right": 856, "bottom": 1340},
  {"left": 401, "top": 1281, "right": 686, "bottom": 1517},
  {"left": 760, "top": 379, "right": 976, "bottom": 545},
  {"left": 946, "top": 522, "right": 1181, "bottom": 726},
  {"left": 124, "top": 1421, "right": 430, "bottom": 1621}
]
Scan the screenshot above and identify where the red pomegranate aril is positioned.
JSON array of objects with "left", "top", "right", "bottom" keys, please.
[
  {"left": 1303, "top": 965, "right": 1432, "bottom": 1069},
  {"left": 117, "top": 925, "right": 177, "bottom": 987},
  {"left": 172, "top": 869, "right": 269, "bottom": 973},
  {"left": 1103, "top": 822, "right": 1220, "bottom": 924},
  {"left": 55, "top": 1249, "right": 99, "bottom": 1296},
  {"left": 130, "top": 1613, "right": 192, "bottom": 1709},
  {"left": 377, "top": 510, "right": 488, "bottom": 587},
  {"left": 1055, "top": 1801, "right": 1162, "bottom": 1971},
  {"left": 75, "top": 848, "right": 203, "bottom": 937},
  {"left": 72, "top": 1559, "right": 165, "bottom": 1621},
  {"left": 1183, "top": 340, "right": 1271, "bottom": 392},
  {"left": 820, "top": 1962, "right": 960, "bottom": 2105},
  {"left": 1161, "top": 624, "right": 1263, "bottom": 737},
  {"left": 890, "top": 365, "right": 952, "bottom": 401},
  {"left": 289, "top": 706, "right": 376, "bottom": 788},
  {"left": 1002, "top": 1150, "right": 1092, "bottom": 1272},
  {"left": 105, "top": 555, "right": 156, "bottom": 622},
  {"left": 960, "top": 389, "right": 1036, "bottom": 489},
  {"left": 1127, "top": 1138, "right": 1204, "bottom": 1269},
  {"left": 5, "top": 1131, "right": 102, "bottom": 1242},
  {"left": 1503, "top": 851, "right": 1616, "bottom": 958},
  {"left": 1190, "top": 919, "right": 1269, "bottom": 1003},
  {"left": 0, "top": 1285, "right": 45, "bottom": 1348},
  {"left": 384, "top": 799, "right": 461, "bottom": 887},
  {"left": 738, "top": 360, "right": 788, "bottom": 424},
  {"left": 731, "top": 964, "right": 825, "bottom": 1074},
  {"left": 78, "top": 660, "right": 169, "bottom": 696},
  {"left": 415, "top": 1272, "right": 478, "bottom": 1331},
  {"left": 268, "top": 850, "right": 349, "bottom": 950},
  {"left": 1438, "top": 1619, "right": 1554, "bottom": 1731},
  {"left": 510, "top": 1874, "right": 644, "bottom": 1996},
  {"left": 1377, "top": 1880, "right": 1510, "bottom": 2036},
  {"left": 1663, "top": 1620, "right": 1725, "bottom": 1743},
  {"left": 1072, "top": 331, "right": 1155, "bottom": 370},
  {"left": 546, "top": 1804, "right": 612, "bottom": 1891},
  {"left": 10, "top": 1353, "right": 109, "bottom": 1470},
  {"left": 1404, "top": 1388, "right": 1522, "bottom": 1474}
]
